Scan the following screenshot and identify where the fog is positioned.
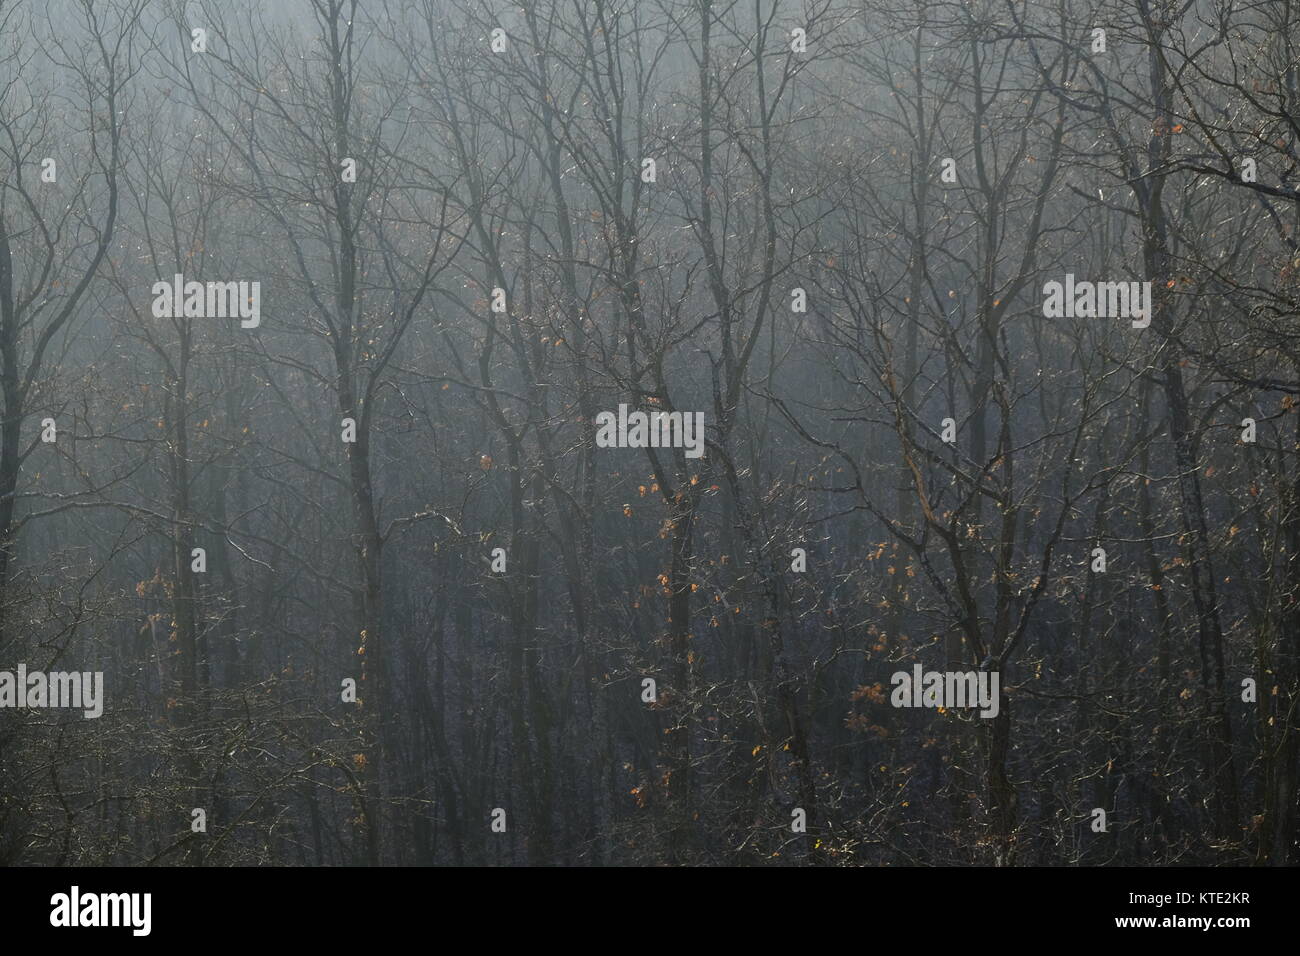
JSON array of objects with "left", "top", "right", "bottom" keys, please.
[{"left": 0, "top": 0, "right": 1296, "bottom": 866}]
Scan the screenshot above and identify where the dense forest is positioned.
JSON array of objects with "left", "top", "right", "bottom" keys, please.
[{"left": 0, "top": 0, "right": 1298, "bottom": 867}]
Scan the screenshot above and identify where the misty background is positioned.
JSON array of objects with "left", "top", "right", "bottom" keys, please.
[{"left": 0, "top": 0, "right": 1297, "bottom": 866}]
